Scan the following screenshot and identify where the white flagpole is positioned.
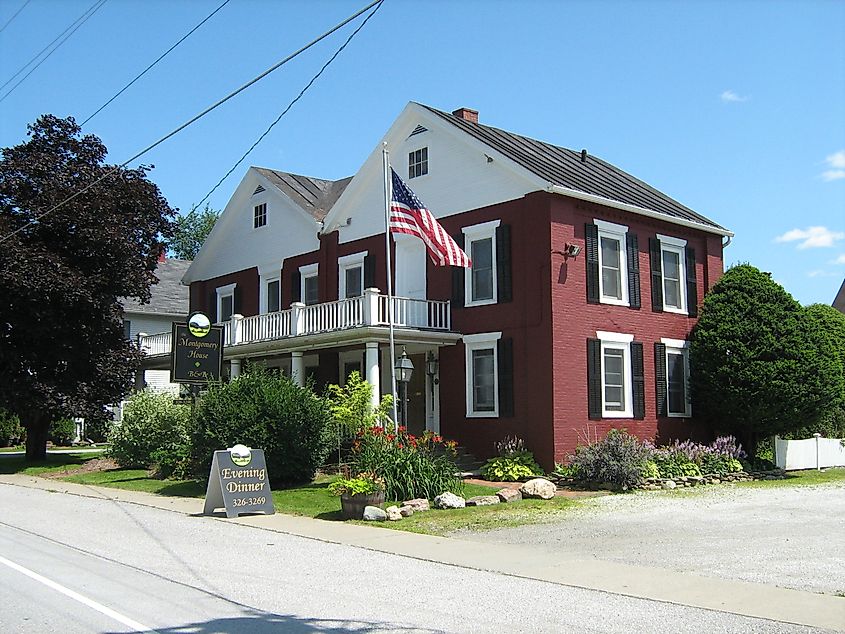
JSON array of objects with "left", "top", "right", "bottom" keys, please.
[{"left": 382, "top": 143, "right": 399, "bottom": 431}]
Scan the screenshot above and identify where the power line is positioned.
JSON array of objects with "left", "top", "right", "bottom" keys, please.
[
  {"left": 191, "top": 0, "right": 384, "bottom": 212},
  {"left": 0, "top": 0, "right": 107, "bottom": 103},
  {"left": 0, "top": 0, "right": 384, "bottom": 246},
  {"left": 0, "top": 0, "right": 32, "bottom": 35},
  {"left": 82, "top": 0, "right": 232, "bottom": 126}
]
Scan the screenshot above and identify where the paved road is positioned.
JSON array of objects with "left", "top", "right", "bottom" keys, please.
[
  {"left": 0, "top": 483, "right": 830, "bottom": 633},
  {"left": 457, "top": 480, "right": 845, "bottom": 595}
]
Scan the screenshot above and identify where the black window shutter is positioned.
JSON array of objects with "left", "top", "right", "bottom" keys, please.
[
  {"left": 496, "top": 224, "right": 512, "bottom": 303},
  {"left": 626, "top": 233, "right": 641, "bottom": 309},
  {"left": 207, "top": 290, "right": 217, "bottom": 323},
  {"left": 585, "top": 223, "right": 599, "bottom": 304},
  {"left": 685, "top": 246, "right": 698, "bottom": 317},
  {"left": 587, "top": 338, "right": 602, "bottom": 420},
  {"left": 654, "top": 342, "right": 667, "bottom": 417},
  {"left": 451, "top": 231, "right": 465, "bottom": 308},
  {"left": 233, "top": 285, "right": 242, "bottom": 315},
  {"left": 290, "top": 270, "right": 301, "bottom": 304},
  {"left": 497, "top": 337, "right": 514, "bottom": 417},
  {"left": 631, "top": 341, "right": 645, "bottom": 420},
  {"left": 649, "top": 238, "right": 664, "bottom": 312},
  {"left": 364, "top": 254, "right": 376, "bottom": 290}
]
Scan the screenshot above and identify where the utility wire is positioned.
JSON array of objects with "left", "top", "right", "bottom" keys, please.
[
  {"left": 0, "top": 0, "right": 107, "bottom": 103},
  {"left": 82, "top": 0, "right": 231, "bottom": 126},
  {"left": 0, "top": 0, "right": 32, "bottom": 35},
  {"left": 0, "top": 0, "right": 384, "bottom": 246},
  {"left": 191, "top": 0, "right": 383, "bottom": 212}
]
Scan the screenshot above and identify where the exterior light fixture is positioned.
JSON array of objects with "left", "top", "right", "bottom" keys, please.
[
  {"left": 395, "top": 347, "right": 414, "bottom": 428},
  {"left": 565, "top": 243, "right": 582, "bottom": 258}
]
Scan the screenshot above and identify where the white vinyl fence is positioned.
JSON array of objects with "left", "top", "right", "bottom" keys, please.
[{"left": 774, "top": 435, "right": 845, "bottom": 470}]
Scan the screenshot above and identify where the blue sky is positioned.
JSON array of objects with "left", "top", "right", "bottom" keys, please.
[{"left": 1, "top": 0, "right": 843, "bottom": 305}]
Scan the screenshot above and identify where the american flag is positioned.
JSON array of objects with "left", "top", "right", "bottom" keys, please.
[{"left": 389, "top": 168, "right": 471, "bottom": 267}]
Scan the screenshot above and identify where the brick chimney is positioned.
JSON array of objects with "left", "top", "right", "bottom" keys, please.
[{"left": 452, "top": 107, "right": 478, "bottom": 123}]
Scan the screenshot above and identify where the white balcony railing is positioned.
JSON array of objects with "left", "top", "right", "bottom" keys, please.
[{"left": 139, "top": 289, "right": 451, "bottom": 357}]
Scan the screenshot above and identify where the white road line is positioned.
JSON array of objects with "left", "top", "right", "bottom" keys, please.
[{"left": 0, "top": 554, "right": 157, "bottom": 633}]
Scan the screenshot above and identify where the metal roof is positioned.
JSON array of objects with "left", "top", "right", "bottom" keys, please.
[
  {"left": 253, "top": 167, "right": 352, "bottom": 222},
  {"left": 422, "top": 105, "right": 727, "bottom": 232}
]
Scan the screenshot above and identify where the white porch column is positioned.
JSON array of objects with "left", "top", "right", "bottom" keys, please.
[
  {"left": 230, "top": 358, "right": 242, "bottom": 379},
  {"left": 230, "top": 314, "right": 244, "bottom": 345},
  {"left": 363, "top": 287, "right": 379, "bottom": 325},
  {"left": 290, "top": 302, "right": 305, "bottom": 336},
  {"left": 291, "top": 351, "right": 305, "bottom": 387},
  {"left": 365, "top": 342, "right": 380, "bottom": 410}
]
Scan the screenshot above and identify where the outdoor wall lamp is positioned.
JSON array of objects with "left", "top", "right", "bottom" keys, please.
[
  {"left": 564, "top": 243, "right": 582, "bottom": 258},
  {"left": 425, "top": 351, "right": 439, "bottom": 385}
]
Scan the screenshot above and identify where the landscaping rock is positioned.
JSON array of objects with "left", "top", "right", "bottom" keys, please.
[
  {"left": 496, "top": 488, "right": 522, "bottom": 503},
  {"left": 403, "top": 498, "right": 430, "bottom": 512},
  {"left": 662, "top": 480, "right": 677, "bottom": 490},
  {"left": 385, "top": 505, "right": 403, "bottom": 521},
  {"left": 466, "top": 495, "right": 500, "bottom": 507},
  {"left": 434, "top": 492, "right": 465, "bottom": 509},
  {"left": 399, "top": 505, "right": 415, "bottom": 517},
  {"left": 520, "top": 478, "right": 557, "bottom": 500},
  {"left": 362, "top": 506, "right": 387, "bottom": 521}
]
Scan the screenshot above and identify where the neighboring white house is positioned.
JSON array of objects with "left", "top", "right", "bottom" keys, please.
[{"left": 122, "top": 257, "right": 191, "bottom": 395}]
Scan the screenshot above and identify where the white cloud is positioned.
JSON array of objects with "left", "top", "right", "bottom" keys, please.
[
  {"left": 832, "top": 254, "right": 845, "bottom": 265},
  {"left": 720, "top": 89, "right": 749, "bottom": 103},
  {"left": 826, "top": 150, "right": 845, "bottom": 169},
  {"left": 775, "top": 226, "right": 845, "bottom": 249},
  {"left": 820, "top": 151, "right": 845, "bottom": 181},
  {"left": 807, "top": 270, "right": 837, "bottom": 278}
]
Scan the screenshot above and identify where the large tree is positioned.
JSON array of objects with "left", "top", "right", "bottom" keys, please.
[
  {"left": 169, "top": 203, "right": 219, "bottom": 260},
  {"left": 689, "top": 264, "right": 842, "bottom": 457},
  {"left": 0, "top": 115, "right": 175, "bottom": 460}
]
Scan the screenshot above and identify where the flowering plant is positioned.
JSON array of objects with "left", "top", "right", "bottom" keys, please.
[
  {"left": 327, "top": 471, "right": 385, "bottom": 497},
  {"left": 351, "top": 426, "right": 461, "bottom": 500}
]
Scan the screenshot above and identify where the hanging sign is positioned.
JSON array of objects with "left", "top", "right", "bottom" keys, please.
[
  {"left": 203, "top": 445, "right": 275, "bottom": 518},
  {"left": 171, "top": 312, "right": 223, "bottom": 384}
]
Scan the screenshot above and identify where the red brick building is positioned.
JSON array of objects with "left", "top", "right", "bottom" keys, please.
[{"left": 141, "top": 103, "right": 733, "bottom": 468}]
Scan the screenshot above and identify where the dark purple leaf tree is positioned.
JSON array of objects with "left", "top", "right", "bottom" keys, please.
[{"left": 0, "top": 115, "right": 175, "bottom": 460}]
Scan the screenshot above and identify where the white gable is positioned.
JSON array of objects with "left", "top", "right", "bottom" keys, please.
[
  {"left": 322, "top": 103, "right": 544, "bottom": 244},
  {"left": 183, "top": 168, "right": 321, "bottom": 284}
]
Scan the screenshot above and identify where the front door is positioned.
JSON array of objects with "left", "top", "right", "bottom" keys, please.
[{"left": 404, "top": 353, "right": 427, "bottom": 435}]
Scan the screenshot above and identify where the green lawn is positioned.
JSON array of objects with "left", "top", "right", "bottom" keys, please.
[
  {"left": 0, "top": 452, "right": 100, "bottom": 476},
  {"left": 0, "top": 446, "right": 24, "bottom": 453},
  {"left": 738, "top": 467, "right": 845, "bottom": 488}
]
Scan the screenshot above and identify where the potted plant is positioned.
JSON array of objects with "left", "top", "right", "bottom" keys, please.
[{"left": 328, "top": 472, "right": 386, "bottom": 519}]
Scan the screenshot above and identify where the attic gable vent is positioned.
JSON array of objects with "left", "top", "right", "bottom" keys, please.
[
  {"left": 253, "top": 185, "right": 266, "bottom": 195},
  {"left": 408, "top": 124, "right": 428, "bottom": 138}
]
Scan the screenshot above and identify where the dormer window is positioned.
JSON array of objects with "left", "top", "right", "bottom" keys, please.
[
  {"left": 409, "top": 147, "right": 428, "bottom": 179},
  {"left": 253, "top": 203, "right": 267, "bottom": 229}
]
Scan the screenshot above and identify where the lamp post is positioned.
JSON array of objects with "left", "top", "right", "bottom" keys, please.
[{"left": 394, "top": 347, "right": 414, "bottom": 430}]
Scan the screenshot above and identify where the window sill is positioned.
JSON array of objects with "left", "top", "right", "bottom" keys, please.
[
  {"left": 466, "top": 410, "right": 499, "bottom": 419},
  {"left": 663, "top": 306, "right": 688, "bottom": 315},
  {"left": 465, "top": 298, "right": 496, "bottom": 308},
  {"left": 599, "top": 298, "right": 630, "bottom": 307},
  {"left": 602, "top": 410, "right": 633, "bottom": 419}
]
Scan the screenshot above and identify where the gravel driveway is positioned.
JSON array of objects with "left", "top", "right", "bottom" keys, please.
[{"left": 454, "top": 480, "right": 845, "bottom": 595}]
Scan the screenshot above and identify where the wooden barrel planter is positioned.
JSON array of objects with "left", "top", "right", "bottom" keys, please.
[{"left": 340, "top": 491, "right": 385, "bottom": 520}]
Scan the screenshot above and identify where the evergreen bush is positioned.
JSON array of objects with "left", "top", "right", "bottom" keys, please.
[
  {"left": 189, "top": 367, "right": 330, "bottom": 485},
  {"left": 49, "top": 418, "right": 76, "bottom": 446},
  {"left": 0, "top": 409, "right": 23, "bottom": 447}
]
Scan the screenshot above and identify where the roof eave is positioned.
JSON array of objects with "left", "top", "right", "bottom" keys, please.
[{"left": 546, "top": 184, "right": 734, "bottom": 238}]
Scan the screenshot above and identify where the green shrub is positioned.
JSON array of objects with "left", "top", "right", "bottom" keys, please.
[
  {"left": 640, "top": 460, "right": 660, "bottom": 479},
  {"left": 49, "top": 418, "right": 76, "bottom": 446},
  {"left": 108, "top": 390, "right": 190, "bottom": 470},
  {"left": 189, "top": 367, "right": 330, "bottom": 485},
  {"left": 553, "top": 462, "right": 579, "bottom": 479},
  {"left": 481, "top": 435, "right": 543, "bottom": 481},
  {"left": 324, "top": 372, "right": 392, "bottom": 465},
  {"left": 84, "top": 416, "right": 114, "bottom": 444},
  {"left": 0, "top": 409, "right": 23, "bottom": 447},
  {"left": 569, "top": 428, "right": 651, "bottom": 488},
  {"left": 351, "top": 427, "right": 461, "bottom": 500}
]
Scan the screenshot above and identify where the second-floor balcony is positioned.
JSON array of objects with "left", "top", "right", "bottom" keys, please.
[{"left": 139, "top": 288, "right": 453, "bottom": 359}]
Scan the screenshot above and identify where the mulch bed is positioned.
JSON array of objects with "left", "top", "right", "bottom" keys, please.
[{"left": 42, "top": 457, "right": 120, "bottom": 478}]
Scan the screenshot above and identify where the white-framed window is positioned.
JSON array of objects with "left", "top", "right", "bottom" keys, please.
[
  {"left": 259, "top": 264, "right": 281, "bottom": 314},
  {"left": 409, "top": 147, "right": 428, "bottom": 179},
  {"left": 661, "top": 337, "right": 692, "bottom": 417},
  {"left": 253, "top": 203, "right": 267, "bottom": 229},
  {"left": 657, "top": 234, "right": 687, "bottom": 314},
  {"left": 463, "top": 219, "right": 500, "bottom": 307},
  {"left": 216, "top": 283, "right": 237, "bottom": 322},
  {"left": 299, "top": 263, "right": 319, "bottom": 306},
  {"left": 597, "top": 330, "right": 634, "bottom": 418},
  {"left": 595, "top": 219, "right": 629, "bottom": 306},
  {"left": 464, "top": 331, "right": 501, "bottom": 417},
  {"left": 338, "top": 251, "right": 367, "bottom": 299}
]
